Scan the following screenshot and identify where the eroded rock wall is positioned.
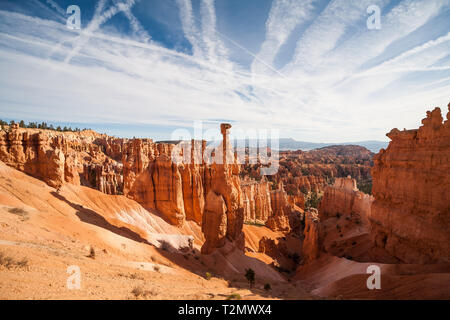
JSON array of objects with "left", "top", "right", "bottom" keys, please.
[
  {"left": 241, "top": 177, "right": 272, "bottom": 224},
  {"left": 370, "top": 105, "right": 450, "bottom": 264},
  {"left": 319, "top": 176, "right": 373, "bottom": 222},
  {"left": 0, "top": 125, "right": 123, "bottom": 191}
]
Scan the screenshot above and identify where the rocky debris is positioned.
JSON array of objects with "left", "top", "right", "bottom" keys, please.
[{"left": 370, "top": 104, "right": 450, "bottom": 264}]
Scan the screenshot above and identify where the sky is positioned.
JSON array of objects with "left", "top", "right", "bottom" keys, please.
[{"left": 0, "top": 0, "right": 449, "bottom": 142}]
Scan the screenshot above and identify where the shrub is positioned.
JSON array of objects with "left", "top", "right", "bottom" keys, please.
[
  {"left": 245, "top": 268, "right": 255, "bottom": 288},
  {"left": 159, "top": 240, "right": 172, "bottom": 252},
  {"left": 16, "top": 258, "right": 29, "bottom": 268},
  {"left": 131, "top": 286, "right": 144, "bottom": 298},
  {"left": 357, "top": 180, "right": 372, "bottom": 195},
  {"left": 153, "top": 265, "right": 160, "bottom": 272},
  {"left": 264, "top": 283, "right": 271, "bottom": 291},
  {"left": 0, "top": 253, "right": 14, "bottom": 268},
  {"left": 130, "top": 273, "right": 144, "bottom": 280},
  {"left": 226, "top": 293, "right": 241, "bottom": 300},
  {"left": 131, "top": 286, "right": 157, "bottom": 299},
  {"left": 8, "top": 207, "right": 28, "bottom": 217},
  {"left": 205, "top": 272, "right": 212, "bottom": 280},
  {"left": 305, "top": 191, "right": 322, "bottom": 209},
  {"left": 0, "top": 252, "right": 29, "bottom": 269},
  {"left": 87, "top": 247, "right": 96, "bottom": 259},
  {"left": 243, "top": 221, "right": 265, "bottom": 227}
]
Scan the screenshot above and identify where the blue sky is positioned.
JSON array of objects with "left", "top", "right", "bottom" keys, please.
[{"left": 0, "top": 0, "right": 449, "bottom": 141}]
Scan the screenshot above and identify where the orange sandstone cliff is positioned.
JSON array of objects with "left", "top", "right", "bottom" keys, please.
[
  {"left": 319, "top": 176, "right": 373, "bottom": 222},
  {"left": 370, "top": 105, "right": 450, "bottom": 264}
]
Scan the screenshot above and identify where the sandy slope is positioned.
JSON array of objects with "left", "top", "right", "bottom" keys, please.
[
  {"left": 0, "top": 161, "right": 309, "bottom": 300},
  {"left": 2, "top": 161, "right": 447, "bottom": 300}
]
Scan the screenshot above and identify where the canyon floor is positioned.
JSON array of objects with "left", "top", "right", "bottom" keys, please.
[{"left": 1, "top": 160, "right": 449, "bottom": 300}]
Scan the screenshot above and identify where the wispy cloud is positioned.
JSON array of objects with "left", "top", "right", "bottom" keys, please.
[
  {"left": 0, "top": 0, "right": 449, "bottom": 142},
  {"left": 176, "top": 0, "right": 204, "bottom": 58},
  {"left": 43, "top": 0, "right": 66, "bottom": 17},
  {"left": 252, "top": 0, "right": 318, "bottom": 75},
  {"left": 112, "top": 0, "right": 151, "bottom": 43}
]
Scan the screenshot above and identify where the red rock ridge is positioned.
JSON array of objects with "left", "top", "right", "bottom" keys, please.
[
  {"left": 370, "top": 104, "right": 450, "bottom": 264},
  {"left": 0, "top": 125, "right": 123, "bottom": 191}
]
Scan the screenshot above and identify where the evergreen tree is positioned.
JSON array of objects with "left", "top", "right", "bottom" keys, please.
[{"left": 244, "top": 268, "right": 255, "bottom": 288}]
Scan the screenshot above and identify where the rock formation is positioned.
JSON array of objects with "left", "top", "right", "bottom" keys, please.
[
  {"left": 200, "top": 124, "right": 245, "bottom": 253},
  {"left": 370, "top": 105, "right": 450, "bottom": 264},
  {"left": 266, "top": 182, "right": 293, "bottom": 232},
  {"left": 0, "top": 125, "right": 122, "bottom": 190},
  {"left": 301, "top": 208, "right": 322, "bottom": 263},
  {"left": 319, "top": 176, "right": 373, "bottom": 222},
  {"left": 241, "top": 176, "right": 272, "bottom": 224},
  {"left": 0, "top": 120, "right": 380, "bottom": 263},
  {"left": 241, "top": 145, "right": 373, "bottom": 199}
]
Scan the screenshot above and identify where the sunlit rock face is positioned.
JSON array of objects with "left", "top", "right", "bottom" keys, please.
[
  {"left": 319, "top": 176, "right": 373, "bottom": 222},
  {"left": 301, "top": 208, "right": 322, "bottom": 263},
  {"left": 241, "top": 177, "right": 272, "bottom": 224},
  {"left": 0, "top": 125, "right": 123, "bottom": 191},
  {"left": 370, "top": 104, "right": 450, "bottom": 264}
]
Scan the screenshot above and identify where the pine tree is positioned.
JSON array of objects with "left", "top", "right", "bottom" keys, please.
[{"left": 245, "top": 268, "right": 255, "bottom": 288}]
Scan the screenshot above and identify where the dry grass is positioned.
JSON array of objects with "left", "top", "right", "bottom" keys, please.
[
  {"left": 131, "top": 286, "right": 157, "bottom": 299},
  {"left": 0, "top": 252, "right": 29, "bottom": 269},
  {"left": 118, "top": 272, "right": 145, "bottom": 280}
]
